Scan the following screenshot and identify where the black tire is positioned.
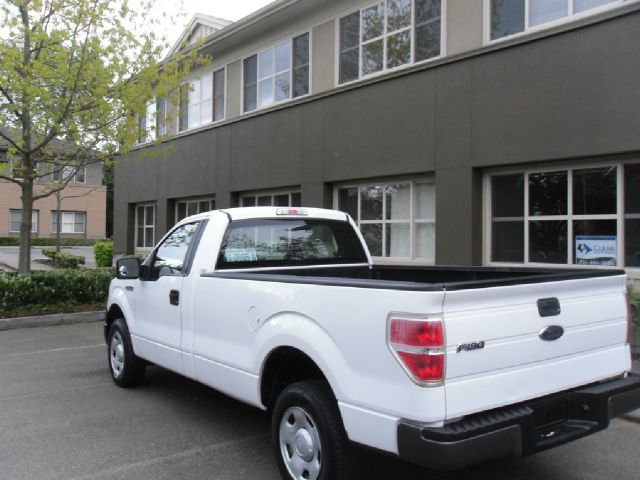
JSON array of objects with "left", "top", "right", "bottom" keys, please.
[
  {"left": 107, "top": 318, "right": 146, "bottom": 388},
  {"left": 272, "top": 380, "right": 361, "bottom": 480}
]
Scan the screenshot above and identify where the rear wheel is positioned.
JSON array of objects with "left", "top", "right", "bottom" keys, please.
[
  {"left": 108, "top": 318, "right": 145, "bottom": 387},
  {"left": 272, "top": 381, "right": 360, "bottom": 480}
]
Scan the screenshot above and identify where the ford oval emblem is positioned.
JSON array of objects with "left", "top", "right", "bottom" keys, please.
[{"left": 539, "top": 325, "right": 564, "bottom": 341}]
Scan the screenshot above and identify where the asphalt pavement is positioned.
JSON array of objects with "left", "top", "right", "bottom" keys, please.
[{"left": 1, "top": 322, "right": 639, "bottom": 480}]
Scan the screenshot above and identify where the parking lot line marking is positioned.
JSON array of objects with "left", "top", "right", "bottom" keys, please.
[{"left": 0, "top": 343, "right": 104, "bottom": 359}]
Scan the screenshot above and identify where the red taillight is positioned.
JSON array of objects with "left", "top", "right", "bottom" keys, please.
[{"left": 388, "top": 317, "right": 445, "bottom": 386}]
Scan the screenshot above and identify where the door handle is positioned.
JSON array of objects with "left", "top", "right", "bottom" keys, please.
[{"left": 169, "top": 289, "right": 180, "bottom": 306}]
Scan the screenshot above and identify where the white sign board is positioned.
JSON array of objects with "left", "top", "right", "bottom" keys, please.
[{"left": 575, "top": 236, "right": 617, "bottom": 266}]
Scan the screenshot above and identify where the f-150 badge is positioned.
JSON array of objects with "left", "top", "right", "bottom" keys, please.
[{"left": 456, "top": 341, "right": 485, "bottom": 353}]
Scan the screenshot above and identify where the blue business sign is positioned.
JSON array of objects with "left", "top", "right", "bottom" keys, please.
[{"left": 575, "top": 236, "right": 617, "bottom": 266}]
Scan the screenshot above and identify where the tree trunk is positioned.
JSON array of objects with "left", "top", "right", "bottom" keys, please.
[
  {"left": 18, "top": 179, "right": 34, "bottom": 274},
  {"left": 55, "top": 190, "right": 62, "bottom": 252}
]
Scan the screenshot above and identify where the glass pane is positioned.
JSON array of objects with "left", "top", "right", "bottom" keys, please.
[
  {"left": 201, "top": 99, "right": 212, "bottom": 124},
  {"left": 529, "top": 220, "right": 567, "bottom": 264},
  {"left": 144, "top": 227, "right": 155, "bottom": 248},
  {"left": 145, "top": 206, "right": 154, "bottom": 226},
  {"left": 360, "top": 186, "right": 383, "bottom": 220},
  {"left": 291, "top": 192, "right": 302, "bottom": 207},
  {"left": 387, "top": 0, "right": 412, "bottom": 32},
  {"left": 153, "top": 223, "right": 199, "bottom": 276},
  {"left": 362, "top": 40, "right": 384, "bottom": 75},
  {"left": 573, "top": 167, "right": 617, "bottom": 215},
  {"left": 415, "top": 182, "right": 435, "bottom": 219},
  {"left": 188, "top": 102, "right": 200, "bottom": 128},
  {"left": 213, "top": 69, "right": 225, "bottom": 97},
  {"left": 574, "top": 220, "right": 617, "bottom": 266},
  {"left": 274, "top": 194, "right": 289, "bottom": 207},
  {"left": 258, "top": 196, "right": 272, "bottom": 207},
  {"left": 625, "top": 219, "right": 640, "bottom": 267},
  {"left": 387, "top": 30, "right": 411, "bottom": 69},
  {"left": 244, "top": 85, "right": 257, "bottom": 112},
  {"left": 214, "top": 97, "right": 224, "bottom": 121},
  {"left": 137, "top": 227, "right": 144, "bottom": 247},
  {"left": 199, "top": 201, "right": 210, "bottom": 213},
  {"left": 415, "top": 21, "right": 441, "bottom": 61},
  {"left": 416, "top": 0, "right": 442, "bottom": 24},
  {"left": 338, "top": 187, "right": 358, "bottom": 220},
  {"left": 362, "top": 3, "right": 384, "bottom": 41},
  {"left": 529, "top": 0, "right": 568, "bottom": 27},
  {"left": 201, "top": 73, "right": 213, "bottom": 100},
  {"left": 275, "top": 42, "right": 291, "bottom": 72},
  {"left": 258, "top": 78, "right": 274, "bottom": 108},
  {"left": 360, "top": 224, "right": 383, "bottom": 257},
  {"left": 242, "top": 196, "right": 256, "bottom": 207},
  {"left": 293, "top": 66, "right": 309, "bottom": 98},
  {"left": 293, "top": 33, "right": 309, "bottom": 67},
  {"left": 340, "top": 12, "right": 360, "bottom": 51},
  {"left": 74, "top": 219, "right": 84, "bottom": 233},
  {"left": 415, "top": 223, "right": 436, "bottom": 259},
  {"left": 529, "top": 171, "right": 567, "bottom": 216},
  {"left": 177, "top": 203, "right": 187, "bottom": 221},
  {"left": 491, "top": 174, "right": 524, "bottom": 218},
  {"left": 187, "top": 202, "right": 198, "bottom": 217},
  {"left": 339, "top": 49, "right": 359, "bottom": 83},
  {"left": 625, "top": 164, "right": 640, "bottom": 214},
  {"left": 385, "top": 184, "right": 410, "bottom": 220},
  {"left": 244, "top": 55, "right": 257, "bottom": 84},
  {"left": 492, "top": 221, "right": 524, "bottom": 262},
  {"left": 137, "top": 206, "right": 144, "bottom": 227},
  {"left": 189, "top": 79, "right": 201, "bottom": 105},
  {"left": 386, "top": 223, "right": 410, "bottom": 257},
  {"left": 574, "top": 0, "right": 615, "bottom": 13},
  {"left": 258, "top": 49, "right": 274, "bottom": 79},
  {"left": 491, "top": 0, "right": 525, "bottom": 40},
  {"left": 275, "top": 72, "right": 291, "bottom": 102}
]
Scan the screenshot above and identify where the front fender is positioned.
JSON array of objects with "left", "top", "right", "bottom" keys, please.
[{"left": 107, "top": 284, "right": 135, "bottom": 331}]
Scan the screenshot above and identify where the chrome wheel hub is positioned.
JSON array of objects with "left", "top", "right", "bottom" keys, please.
[
  {"left": 279, "top": 406, "right": 322, "bottom": 480},
  {"left": 110, "top": 332, "right": 125, "bottom": 377}
]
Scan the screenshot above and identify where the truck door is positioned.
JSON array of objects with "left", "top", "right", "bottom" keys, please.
[{"left": 132, "top": 222, "right": 201, "bottom": 374}]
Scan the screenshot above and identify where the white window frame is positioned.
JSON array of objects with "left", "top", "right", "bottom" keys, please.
[
  {"left": 52, "top": 165, "right": 86, "bottom": 183},
  {"left": 51, "top": 211, "right": 86, "bottom": 234},
  {"left": 188, "top": 72, "right": 213, "bottom": 130},
  {"left": 240, "top": 190, "right": 302, "bottom": 207},
  {"left": 135, "top": 204, "right": 156, "bottom": 250},
  {"left": 242, "top": 32, "right": 312, "bottom": 114},
  {"left": 483, "top": 0, "right": 634, "bottom": 44},
  {"left": 10, "top": 209, "right": 38, "bottom": 233},
  {"left": 333, "top": 179, "right": 436, "bottom": 263},
  {"left": 484, "top": 161, "right": 640, "bottom": 270},
  {"left": 336, "top": 0, "right": 447, "bottom": 86},
  {"left": 178, "top": 67, "right": 226, "bottom": 132},
  {"left": 175, "top": 197, "right": 215, "bottom": 223}
]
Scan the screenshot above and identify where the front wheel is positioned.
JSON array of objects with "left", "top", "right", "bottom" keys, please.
[
  {"left": 272, "top": 381, "right": 360, "bottom": 480},
  {"left": 108, "top": 318, "right": 145, "bottom": 387}
]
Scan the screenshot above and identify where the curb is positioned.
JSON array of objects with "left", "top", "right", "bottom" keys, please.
[{"left": 0, "top": 310, "right": 105, "bottom": 331}]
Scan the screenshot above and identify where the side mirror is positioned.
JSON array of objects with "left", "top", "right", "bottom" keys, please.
[{"left": 116, "top": 257, "right": 140, "bottom": 280}]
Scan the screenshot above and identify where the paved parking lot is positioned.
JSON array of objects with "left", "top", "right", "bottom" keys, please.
[
  {"left": 0, "top": 246, "right": 96, "bottom": 271},
  {"left": 1, "top": 322, "right": 639, "bottom": 480}
]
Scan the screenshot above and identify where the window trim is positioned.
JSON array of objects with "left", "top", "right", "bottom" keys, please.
[
  {"left": 483, "top": 0, "right": 633, "bottom": 45},
  {"left": 333, "top": 178, "right": 436, "bottom": 263},
  {"left": 135, "top": 203, "right": 157, "bottom": 250},
  {"left": 241, "top": 30, "right": 313, "bottom": 114},
  {"left": 51, "top": 211, "right": 86, "bottom": 234},
  {"left": 175, "top": 197, "right": 216, "bottom": 223},
  {"left": 177, "top": 66, "right": 227, "bottom": 133},
  {"left": 335, "top": 0, "right": 448, "bottom": 87},
  {"left": 10, "top": 209, "right": 38, "bottom": 234},
  {"left": 239, "top": 189, "right": 302, "bottom": 208},
  {"left": 484, "top": 160, "right": 640, "bottom": 270}
]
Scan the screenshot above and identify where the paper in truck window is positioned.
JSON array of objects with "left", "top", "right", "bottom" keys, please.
[
  {"left": 224, "top": 248, "right": 258, "bottom": 262},
  {"left": 575, "top": 236, "right": 617, "bottom": 266}
]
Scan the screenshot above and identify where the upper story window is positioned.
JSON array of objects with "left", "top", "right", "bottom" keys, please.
[
  {"left": 52, "top": 165, "right": 86, "bottom": 183},
  {"left": 240, "top": 190, "right": 302, "bottom": 208},
  {"left": 339, "top": 0, "right": 442, "bottom": 84},
  {"left": 137, "top": 100, "right": 156, "bottom": 144},
  {"left": 176, "top": 197, "right": 215, "bottom": 223},
  {"left": 490, "top": 0, "right": 623, "bottom": 41},
  {"left": 179, "top": 68, "right": 225, "bottom": 132},
  {"left": 243, "top": 33, "right": 310, "bottom": 113},
  {"left": 156, "top": 98, "right": 167, "bottom": 137}
]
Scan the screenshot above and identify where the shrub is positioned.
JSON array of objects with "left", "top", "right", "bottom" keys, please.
[
  {"left": 41, "top": 248, "right": 85, "bottom": 269},
  {"left": 0, "top": 268, "right": 115, "bottom": 313},
  {"left": 94, "top": 240, "right": 113, "bottom": 268},
  {"left": 0, "top": 237, "right": 104, "bottom": 247},
  {"left": 629, "top": 284, "right": 640, "bottom": 329}
]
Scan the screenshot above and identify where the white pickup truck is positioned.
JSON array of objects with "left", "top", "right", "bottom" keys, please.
[{"left": 106, "top": 207, "right": 640, "bottom": 480}]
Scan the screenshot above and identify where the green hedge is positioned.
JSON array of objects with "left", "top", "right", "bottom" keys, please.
[
  {"left": 0, "top": 237, "right": 104, "bottom": 247},
  {"left": 0, "top": 268, "right": 115, "bottom": 313},
  {"left": 42, "top": 248, "right": 86, "bottom": 269},
  {"left": 94, "top": 240, "right": 113, "bottom": 268}
]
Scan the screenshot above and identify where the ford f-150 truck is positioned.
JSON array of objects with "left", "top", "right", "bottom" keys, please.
[{"left": 106, "top": 207, "right": 640, "bottom": 480}]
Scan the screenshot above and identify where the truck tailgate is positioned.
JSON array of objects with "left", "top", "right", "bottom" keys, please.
[{"left": 442, "top": 274, "right": 630, "bottom": 420}]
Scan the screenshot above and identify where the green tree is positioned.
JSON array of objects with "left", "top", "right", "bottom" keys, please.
[{"left": 0, "top": 0, "right": 201, "bottom": 273}]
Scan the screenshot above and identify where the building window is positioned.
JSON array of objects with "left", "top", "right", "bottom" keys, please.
[
  {"left": 156, "top": 98, "right": 167, "bottom": 137},
  {"left": 243, "top": 33, "right": 310, "bottom": 113},
  {"left": 339, "top": 0, "right": 442, "bottom": 84},
  {"left": 137, "top": 100, "right": 156, "bottom": 144},
  {"left": 240, "top": 191, "right": 302, "bottom": 207},
  {"left": 10, "top": 210, "right": 38, "bottom": 233},
  {"left": 52, "top": 165, "right": 86, "bottom": 183},
  {"left": 175, "top": 198, "right": 215, "bottom": 223},
  {"left": 52, "top": 211, "right": 86, "bottom": 234},
  {"left": 490, "top": 0, "right": 621, "bottom": 41},
  {"left": 136, "top": 204, "right": 156, "bottom": 249},
  {"left": 336, "top": 180, "right": 435, "bottom": 261},
  {"left": 179, "top": 68, "right": 226, "bottom": 132},
  {"left": 488, "top": 163, "right": 640, "bottom": 268}
]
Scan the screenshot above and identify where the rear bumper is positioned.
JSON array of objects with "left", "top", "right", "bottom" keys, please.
[{"left": 397, "top": 373, "right": 640, "bottom": 471}]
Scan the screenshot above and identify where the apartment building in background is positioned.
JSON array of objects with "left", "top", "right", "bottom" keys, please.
[{"left": 114, "top": 0, "right": 640, "bottom": 278}]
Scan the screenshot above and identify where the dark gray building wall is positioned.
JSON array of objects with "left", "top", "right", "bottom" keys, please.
[{"left": 114, "top": 9, "right": 640, "bottom": 262}]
